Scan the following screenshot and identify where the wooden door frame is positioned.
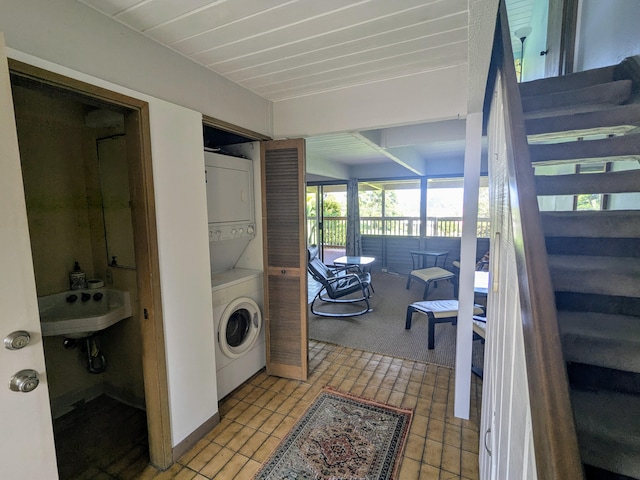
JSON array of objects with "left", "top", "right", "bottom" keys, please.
[
  {"left": 546, "top": 0, "right": 579, "bottom": 77},
  {"left": 8, "top": 59, "right": 172, "bottom": 469}
]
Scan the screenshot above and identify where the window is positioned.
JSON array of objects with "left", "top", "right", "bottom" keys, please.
[
  {"left": 574, "top": 162, "right": 608, "bottom": 211},
  {"left": 426, "top": 177, "right": 490, "bottom": 237},
  {"left": 358, "top": 179, "right": 421, "bottom": 236}
]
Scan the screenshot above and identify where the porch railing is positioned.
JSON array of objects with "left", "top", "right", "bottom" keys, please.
[{"left": 307, "top": 216, "right": 490, "bottom": 246}]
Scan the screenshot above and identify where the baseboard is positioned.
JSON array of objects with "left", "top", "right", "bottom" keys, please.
[
  {"left": 104, "top": 383, "right": 146, "bottom": 411},
  {"left": 50, "top": 383, "right": 105, "bottom": 419},
  {"left": 172, "top": 412, "right": 220, "bottom": 462}
]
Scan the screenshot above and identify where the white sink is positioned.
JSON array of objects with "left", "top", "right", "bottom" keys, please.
[{"left": 39, "top": 288, "right": 132, "bottom": 338}]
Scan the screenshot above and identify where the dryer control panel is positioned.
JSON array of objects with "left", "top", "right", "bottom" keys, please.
[{"left": 209, "top": 223, "right": 256, "bottom": 242}]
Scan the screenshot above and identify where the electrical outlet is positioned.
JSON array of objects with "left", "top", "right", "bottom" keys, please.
[{"left": 105, "top": 268, "right": 113, "bottom": 285}]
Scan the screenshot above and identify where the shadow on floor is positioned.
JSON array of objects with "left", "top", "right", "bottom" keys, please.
[{"left": 53, "top": 395, "right": 148, "bottom": 479}]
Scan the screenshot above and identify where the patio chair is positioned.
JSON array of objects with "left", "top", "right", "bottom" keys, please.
[
  {"left": 406, "top": 267, "right": 455, "bottom": 300},
  {"left": 471, "top": 315, "right": 487, "bottom": 378},
  {"left": 405, "top": 299, "right": 484, "bottom": 349},
  {"left": 307, "top": 245, "right": 373, "bottom": 317}
]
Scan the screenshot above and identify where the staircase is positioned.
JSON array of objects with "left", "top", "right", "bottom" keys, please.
[{"left": 520, "top": 60, "right": 640, "bottom": 479}]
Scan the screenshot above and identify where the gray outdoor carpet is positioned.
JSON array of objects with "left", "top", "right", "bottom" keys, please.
[{"left": 308, "top": 271, "right": 485, "bottom": 369}]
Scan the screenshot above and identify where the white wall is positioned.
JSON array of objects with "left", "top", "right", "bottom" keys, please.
[
  {"left": 272, "top": 65, "right": 468, "bottom": 138},
  {"left": 575, "top": 0, "right": 640, "bottom": 71},
  {"left": 0, "top": 0, "right": 271, "bottom": 136},
  {"left": 148, "top": 102, "right": 218, "bottom": 445},
  {"left": 521, "top": 0, "right": 549, "bottom": 82}
]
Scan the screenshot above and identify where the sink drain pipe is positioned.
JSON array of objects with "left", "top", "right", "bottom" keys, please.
[{"left": 84, "top": 336, "right": 107, "bottom": 374}]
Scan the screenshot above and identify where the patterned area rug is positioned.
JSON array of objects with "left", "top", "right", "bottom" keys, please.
[{"left": 254, "top": 387, "right": 413, "bottom": 480}]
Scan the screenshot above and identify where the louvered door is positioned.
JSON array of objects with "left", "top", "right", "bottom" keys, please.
[{"left": 261, "top": 139, "right": 308, "bottom": 380}]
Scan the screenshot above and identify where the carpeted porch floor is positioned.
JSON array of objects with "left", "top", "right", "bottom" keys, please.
[{"left": 308, "top": 270, "right": 485, "bottom": 370}]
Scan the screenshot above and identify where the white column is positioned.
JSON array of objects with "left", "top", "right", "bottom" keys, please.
[{"left": 455, "top": 112, "right": 482, "bottom": 419}]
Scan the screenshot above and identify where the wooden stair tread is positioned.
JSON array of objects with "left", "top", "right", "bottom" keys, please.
[
  {"left": 571, "top": 390, "right": 640, "bottom": 478},
  {"left": 522, "top": 80, "right": 631, "bottom": 114},
  {"left": 529, "top": 133, "right": 640, "bottom": 164},
  {"left": 520, "top": 65, "right": 616, "bottom": 97},
  {"left": 549, "top": 255, "right": 640, "bottom": 297},
  {"left": 541, "top": 211, "right": 640, "bottom": 238},
  {"left": 536, "top": 169, "right": 640, "bottom": 196},
  {"left": 526, "top": 103, "right": 640, "bottom": 137},
  {"left": 558, "top": 311, "right": 640, "bottom": 374}
]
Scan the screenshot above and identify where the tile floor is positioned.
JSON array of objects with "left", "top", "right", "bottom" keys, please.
[{"left": 135, "top": 340, "right": 482, "bottom": 480}]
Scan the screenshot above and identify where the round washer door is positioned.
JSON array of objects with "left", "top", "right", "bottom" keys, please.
[{"left": 218, "top": 297, "right": 262, "bottom": 359}]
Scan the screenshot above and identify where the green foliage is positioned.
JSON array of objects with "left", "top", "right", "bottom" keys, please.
[
  {"left": 575, "top": 194, "right": 602, "bottom": 211},
  {"left": 322, "top": 195, "right": 343, "bottom": 216}
]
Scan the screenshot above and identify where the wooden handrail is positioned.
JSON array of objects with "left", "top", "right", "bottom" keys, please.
[{"left": 488, "top": 2, "right": 584, "bottom": 478}]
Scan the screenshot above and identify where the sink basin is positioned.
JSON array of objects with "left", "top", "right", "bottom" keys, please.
[{"left": 39, "top": 288, "right": 132, "bottom": 338}]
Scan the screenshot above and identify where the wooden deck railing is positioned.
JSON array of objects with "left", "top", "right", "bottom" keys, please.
[
  {"left": 307, "top": 216, "right": 490, "bottom": 246},
  {"left": 488, "top": 2, "right": 584, "bottom": 478}
]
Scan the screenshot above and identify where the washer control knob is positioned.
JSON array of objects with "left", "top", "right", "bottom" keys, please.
[
  {"left": 4, "top": 331, "right": 31, "bottom": 350},
  {"left": 9, "top": 369, "right": 39, "bottom": 393},
  {"left": 247, "top": 225, "right": 255, "bottom": 235}
]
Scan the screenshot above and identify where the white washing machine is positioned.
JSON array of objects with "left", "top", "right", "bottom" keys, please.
[{"left": 211, "top": 268, "right": 265, "bottom": 400}]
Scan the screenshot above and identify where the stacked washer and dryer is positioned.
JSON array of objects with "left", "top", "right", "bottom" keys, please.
[{"left": 205, "top": 149, "right": 265, "bottom": 400}]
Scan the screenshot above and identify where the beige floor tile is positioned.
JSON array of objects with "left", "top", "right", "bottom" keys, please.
[
  {"left": 238, "top": 430, "right": 269, "bottom": 458},
  {"left": 234, "top": 459, "right": 262, "bottom": 480},
  {"left": 441, "top": 444, "right": 461, "bottom": 475},
  {"left": 398, "top": 457, "right": 421, "bottom": 479},
  {"left": 423, "top": 439, "right": 443, "bottom": 468},
  {"left": 225, "top": 425, "right": 256, "bottom": 451},
  {"left": 402, "top": 432, "right": 423, "bottom": 459},
  {"left": 444, "top": 423, "right": 462, "bottom": 447},
  {"left": 171, "top": 467, "right": 198, "bottom": 480},
  {"left": 211, "top": 421, "right": 243, "bottom": 447},
  {"left": 252, "top": 436, "right": 280, "bottom": 463},
  {"left": 212, "top": 452, "right": 249, "bottom": 479},
  {"left": 419, "top": 463, "right": 442, "bottom": 479},
  {"left": 199, "top": 447, "right": 235, "bottom": 477},
  {"left": 411, "top": 414, "right": 429, "bottom": 438},
  {"left": 185, "top": 442, "right": 221, "bottom": 472},
  {"left": 461, "top": 449, "right": 480, "bottom": 480},
  {"left": 258, "top": 411, "right": 285, "bottom": 435},
  {"left": 90, "top": 341, "right": 485, "bottom": 480},
  {"left": 427, "top": 419, "right": 445, "bottom": 442},
  {"left": 462, "top": 427, "right": 480, "bottom": 454}
]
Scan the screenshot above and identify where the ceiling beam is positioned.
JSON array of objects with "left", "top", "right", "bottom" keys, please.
[
  {"left": 306, "top": 152, "right": 350, "bottom": 180},
  {"left": 353, "top": 132, "right": 425, "bottom": 175}
]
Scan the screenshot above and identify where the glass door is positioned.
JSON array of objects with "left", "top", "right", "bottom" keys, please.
[{"left": 306, "top": 183, "right": 347, "bottom": 262}]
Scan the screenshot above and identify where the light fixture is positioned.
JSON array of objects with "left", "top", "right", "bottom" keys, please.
[{"left": 514, "top": 26, "right": 532, "bottom": 82}]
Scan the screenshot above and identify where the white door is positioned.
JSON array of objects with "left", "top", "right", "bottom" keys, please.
[{"left": 0, "top": 34, "right": 59, "bottom": 479}]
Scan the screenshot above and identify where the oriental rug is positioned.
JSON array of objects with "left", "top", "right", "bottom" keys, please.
[{"left": 254, "top": 387, "right": 413, "bottom": 480}]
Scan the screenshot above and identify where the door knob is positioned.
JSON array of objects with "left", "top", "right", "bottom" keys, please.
[
  {"left": 4, "top": 331, "right": 31, "bottom": 350},
  {"left": 9, "top": 369, "right": 40, "bottom": 393}
]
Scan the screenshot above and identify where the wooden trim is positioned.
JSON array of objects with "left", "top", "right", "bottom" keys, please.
[
  {"left": 559, "top": 0, "right": 579, "bottom": 75},
  {"left": 125, "top": 106, "right": 173, "bottom": 469},
  {"left": 9, "top": 59, "right": 147, "bottom": 110},
  {"left": 545, "top": 0, "right": 579, "bottom": 77},
  {"left": 202, "top": 114, "right": 271, "bottom": 141},
  {"left": 491, "top": 3, "right": 584, "bottom": 478},
  {"left": 8, "top": 60, "right": 173, "bottom": 469}
]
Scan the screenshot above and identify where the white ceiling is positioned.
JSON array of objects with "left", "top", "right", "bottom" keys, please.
[
  {"left": 78, "top": 0, "right": 470, "bottom": 102},
  {"left": 78, "top": 0, "right": 532, "bottom": 179}
]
